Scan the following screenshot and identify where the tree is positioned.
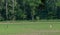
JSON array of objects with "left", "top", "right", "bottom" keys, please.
[
  {"left": 6, "top": 0, "right": 8, "bottom": 20},
  {"left": 12, "top": 0, "right": 15, "bottom": 20},
  {"left": 0, "top": 0, "right": 59, "bottom": 21},
  {"left": 45, "top": 0, "right": 57, "bottom": 19}
]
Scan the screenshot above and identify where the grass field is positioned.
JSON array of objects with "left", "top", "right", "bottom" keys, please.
[{"left": 0, "top": 20, "right": 60, "bottom": 35}]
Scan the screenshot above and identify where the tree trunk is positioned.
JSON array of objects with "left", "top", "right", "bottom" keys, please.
[
  {"left": 12, "top": 0, "right": 15, "bottom": 20},
  {"left": 6, "top": 0, "right": 8, "bottom": 20}
]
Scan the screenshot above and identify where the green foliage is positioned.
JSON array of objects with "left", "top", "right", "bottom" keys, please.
[{"left": 0, "top": 0, "right": 59, "bottom": 21}]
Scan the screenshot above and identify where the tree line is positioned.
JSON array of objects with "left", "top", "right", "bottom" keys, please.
[{"left": 0, "top": 0, "right": 60, "bottom": 21}]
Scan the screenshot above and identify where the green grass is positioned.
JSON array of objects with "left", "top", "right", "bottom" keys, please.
[{"left": 0, "top": 21, "right": 60, "bottom": 35}]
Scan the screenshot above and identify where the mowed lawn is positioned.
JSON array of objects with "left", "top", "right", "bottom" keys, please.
[{"left": 0, "top": 21, "right": 60, "bottom": 35}]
